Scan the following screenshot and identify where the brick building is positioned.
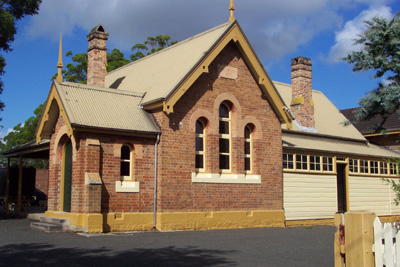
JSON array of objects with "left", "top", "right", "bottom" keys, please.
[{"left": 35, "top": 16, "right": 400, "bottom": 232}]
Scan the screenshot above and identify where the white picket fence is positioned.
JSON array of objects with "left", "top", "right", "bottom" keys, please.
[{"left": 373, "top": 217, "right": 400, "bottom": 267}]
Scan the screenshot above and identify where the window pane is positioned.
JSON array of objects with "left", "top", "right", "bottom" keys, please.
[
  {"left": 196, "top": 137, "right": 204, "bottom": 151},
  {"left": 219, "top": 121, "right": 229, "bottom": 134},
  {"left": 121, "top": 145, "right": 130, "bottom": 160},
  {"left": 245, "top": 127, "right": 251, "bottom": 138},
  {"left": 245, "top": 141, "right": 251, "bottom": 155},
  {"left": 120, "top": 161, "right": 130, "bottom": 176},
  {"left": 196, "top": 120, "right": 204, "bottom": 134},
  {"left": 195, "top": 155, "right": 204, "bottom": 169},
  {"left": 220, "top": 155, "right": 230, "bottom": 170},
  {"left": 219, "top": 138, "right": 230, "bottom": 153},
  {"left": 245, "top": 158, "right": 251, "bottom": 171},
  {"left": 219, "top": 104, "right": 229, "bottom": 118}
]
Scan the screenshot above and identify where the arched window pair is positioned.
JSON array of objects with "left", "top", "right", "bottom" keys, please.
[
  {"left": 195, "top": 103, "right": 254, "bottom": 173},
  {"left": 120, "top": 144, "right": 133, "bottom": 180}
]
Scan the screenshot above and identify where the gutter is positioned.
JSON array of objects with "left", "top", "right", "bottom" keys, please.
[{"left": 153, "top": 134, "right": 160, "bottom": 230}]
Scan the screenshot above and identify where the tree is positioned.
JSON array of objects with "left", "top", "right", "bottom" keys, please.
[
  {"left": 60, "top": 35, "right": 178, "bottom": 82},
  {"left": 343, "top": 13, "right": 400, "bottom": 133},
  {"left": 0, "top": 103, "right": 48, "bottom": 168},
  {"left": 130, "top": 35, "right": 177, "bottom": 61},
  {"left": 0, "top": 0, "right": 42, "bottom": 118}
]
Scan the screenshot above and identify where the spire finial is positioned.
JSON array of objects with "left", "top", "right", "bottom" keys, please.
[
  {"left": 229, "top": 0, "right": 235, "bottom": 22},
  {"left": 56, "top": 33, "right": 63, "bottom": 82}
]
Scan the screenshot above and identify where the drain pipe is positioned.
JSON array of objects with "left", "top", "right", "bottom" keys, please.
[{"left": 153, "top": 134, "right": 160, "bottom": 230}]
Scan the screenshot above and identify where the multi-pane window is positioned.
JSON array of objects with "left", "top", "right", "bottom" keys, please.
[
  {"left": 244, "top": 125, "right": 252, "bottom": 173},
  {"left": 380, "top": 162, "right": 388, "bottom": 175},
  {"left": 296, "top": 154, "right": 308, "bottom": 170},
  {"left": 195, "top": 120, "right": 206, "bottom": 172},
  {"left": 360, "top": 160, "right": 369, "bottom": 174},
  {"left": 283, "top": 154, "right": 294, "bottom": 170},
  {"left": 120, "top": 145, "right": 132, "bottom": 180},
  {"left": 370, "top": 161, "right": 379, "bottom": 174},
  {"left": 310, "top": 155, "right": 321, "bottom": 171},
  {"left": 390, "top": 163, "right": 398, "bottom": 175},
  {"left": 219, "top": 103, "right": 231, "bottom": 171},
  {"left": 323, "top": 157, "right": 333, "bottom": 172},
  {"left": 283, "top": 153, "right": 333, "bottom": 173},
  {"left": 349, "top": 159, "right": 358, "bottom": 173}
]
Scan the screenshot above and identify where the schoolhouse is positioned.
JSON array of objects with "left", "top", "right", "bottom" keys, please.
[{"left": 32, "top": 4, "right": 400, "bottom": 232}]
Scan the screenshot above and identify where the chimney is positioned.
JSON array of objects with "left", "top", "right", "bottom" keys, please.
[
  {"left": 87, "top": 24, "right": 109, "bottom": 87},
  {"left": 290, "top": 56, "right": 314, "bottom": 128}
]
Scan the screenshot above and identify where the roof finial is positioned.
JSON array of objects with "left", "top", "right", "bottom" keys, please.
[
  {"left": 56, "top": 33, "right": 63, "bottom": 82},
  {"left": 229, "top": 0, "right": 235, "bottom": 22}
]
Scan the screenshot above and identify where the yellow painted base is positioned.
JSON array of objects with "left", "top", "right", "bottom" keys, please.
[
  {"left": 46, "top": 210, "right": 285, "bottom": 233},
  {"left": 45, "top": 211, "right": 103, "bottom": 233},
  {"left": 285, "top": 218, "right": 335, "bottom": 227}
]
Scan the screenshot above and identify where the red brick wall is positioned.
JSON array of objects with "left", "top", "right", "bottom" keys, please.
[
  {"left": 291, "top": 57, "right": 314, "bottom": 128},
  {"left": 48, "top": 114, "right": 156, "bottom": 213},
  {"left": 153, "top": 41, "right": 283, "bottom": 212}
]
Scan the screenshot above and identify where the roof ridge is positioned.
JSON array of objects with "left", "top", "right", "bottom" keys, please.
[
  {"left": 59, "top": 81, "right": 144, "bottom": 97},
  {"left": 106, "top": 21, "right": 234, "bottom": 75}
]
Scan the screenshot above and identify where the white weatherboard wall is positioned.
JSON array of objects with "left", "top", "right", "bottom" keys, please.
[
  {"left": 348, "top": 176, "right": 400, "bottom": 216},
  {"left": 284, "top": 172, "right": 337, "bottom": 220}
]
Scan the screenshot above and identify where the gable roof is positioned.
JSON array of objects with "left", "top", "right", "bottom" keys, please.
[
  {"left": 274, "top": 81, "right": 366, "bottom": 141},
  {"left": 341, "top": 107, "right": 400, "bottom": 135},
  {"left": 106, "top": 20, "right": 292, "bottom": 127},
  {"left": 106, "top": 21, "right": 234, "bottom": 106},
  {"left": 36, "top": 81, "right": 160, "bottom": 142}
]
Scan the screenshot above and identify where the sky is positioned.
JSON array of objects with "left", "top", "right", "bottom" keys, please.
[{"left": 1, "top": 0, "right": 400, "bottom": 139}]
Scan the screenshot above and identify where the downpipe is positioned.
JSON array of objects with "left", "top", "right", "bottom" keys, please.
[{"left": 153, "top": 134, "right": 160, "bottom": 230}]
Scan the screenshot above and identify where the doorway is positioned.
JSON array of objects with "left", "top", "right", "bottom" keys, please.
[
  {"left": 62, "top": 141, "right": 72, "bottom": 212},
  {"left": 336, "top": 163, "right": 347, "bottom": 213}
]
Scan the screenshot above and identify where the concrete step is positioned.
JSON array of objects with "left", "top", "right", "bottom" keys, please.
[
  {"left": 40, "top": 216, "right": 70, "bottom": 227},
  {"left": 30, "top": 222, "right": 62, "bottom": 233}
]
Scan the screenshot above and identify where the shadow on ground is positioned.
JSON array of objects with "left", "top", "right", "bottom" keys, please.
[{"left": 0, "top": 243, "right": 236, "bottom": 266}]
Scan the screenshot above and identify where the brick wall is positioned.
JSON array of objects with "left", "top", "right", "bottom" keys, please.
[
  {"left": 153, "top": 41, "right": 283, "bottom": 213},
  {"left": 35, "top": 169, "right": 49, "bottom": 195}
]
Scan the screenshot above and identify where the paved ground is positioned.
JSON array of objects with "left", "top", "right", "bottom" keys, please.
[{"left": 0, "top": 217, "right": 335, "bottom": 267}]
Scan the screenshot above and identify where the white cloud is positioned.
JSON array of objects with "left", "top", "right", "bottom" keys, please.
[
  {"left": 0, "top": 128, "right": 14, "bottom": 139},
  {"left": 21, "top": 0, "right": 397, "bottom": 62},
  {"left": 327, "top": 5, "right": 394, "bottom": 62}
]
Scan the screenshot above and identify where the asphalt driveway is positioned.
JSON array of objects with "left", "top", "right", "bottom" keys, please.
[{"left": 0, "top": 217, "right": 335, "bottom": 267}]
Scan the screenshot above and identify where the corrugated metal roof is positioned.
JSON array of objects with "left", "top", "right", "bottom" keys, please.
[
  {"left": 55, "top": 81, "right": 160, "bottom": 134},
  {"left": 274, "top": 81, "right": 366, "bottom": 141},
  {"left": 283, "top": 131, "right": 400, "bottom": 158},
  {"left": 105, "top": 21, "right": 234, "bottom": 105},
  {"left": 341, "top": 107, "right": 400, "bottom": 134}
]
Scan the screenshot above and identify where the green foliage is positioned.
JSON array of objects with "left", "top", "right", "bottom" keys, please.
[
  {"left": 384, "top": 176, "right": 400, "bottom": 206},
  {"left": 60, "top": 35, "right": 178, "bottom": 82},
  {"left": 0, "top": 103, "right": 48, "bottom": 168},
  {"left": 0, "top": 0, "right": 42, "bottom": 119},
  {"left": 130, "top": 35, "right": 177, "bottom": 61},
  {"left": 343, "top": 13, "right": 400, "bottom": 133}
]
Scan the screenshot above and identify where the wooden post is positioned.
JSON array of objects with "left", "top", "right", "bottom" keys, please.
[
  {"left": 17, "top": 156, "right": 23, "bottom": 212},
  {"left": 334, "top": 213, "right": 345, "bottom": 267},
  {"left": 344, "top": 211, "right": 376, "bottom": 267},
  {"left": 3, "top": 158, "right": 10, "bottom": 212}
]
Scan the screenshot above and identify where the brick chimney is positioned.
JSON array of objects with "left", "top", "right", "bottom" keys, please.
[
  {"left": 290, "top": 56, "right": 314, "bottom": 128},
  {"left": 87, "top": 24, "right": 109, "bottom": 87}
]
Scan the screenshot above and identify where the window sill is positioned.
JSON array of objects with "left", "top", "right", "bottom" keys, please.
[
  {"left": 115, "top": 181, "right": 140, "bottom": 193},
  {"left": 191, "top": 173, "right": 261, "bottom": 184}
]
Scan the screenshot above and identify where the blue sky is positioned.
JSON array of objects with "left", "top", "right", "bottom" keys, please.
[{"left": 1, "top": 0, "right": 399, "bottom": 138}]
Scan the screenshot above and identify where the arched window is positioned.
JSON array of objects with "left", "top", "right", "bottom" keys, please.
[
  {"left": 219, "top": 103, "right": 231, "bottom": 171},
  {"left": 244, "top": 125, "right": 253, "bottom": 173},
  {"left": 120, "top": 144, "right": 133, "bottom": 180},
  {"left": 195, "top": 119, "right": 206, "bottom": 172}
]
